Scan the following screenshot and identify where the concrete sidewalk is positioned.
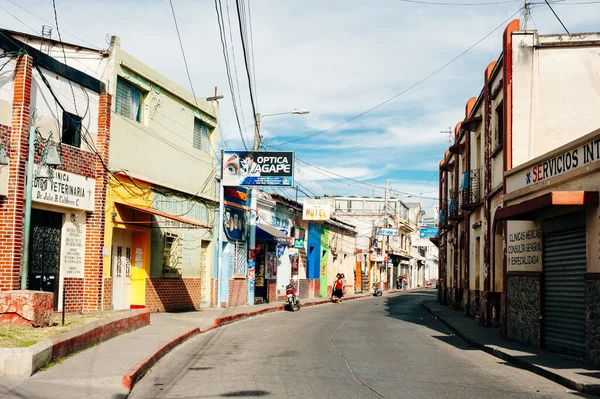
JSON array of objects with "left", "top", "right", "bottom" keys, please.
[
  {"left": 0, "top": 290, "right": 394, "bottom": 399},
  {"left": 422, "top": 299, "right": 600, "bottom": 396}
]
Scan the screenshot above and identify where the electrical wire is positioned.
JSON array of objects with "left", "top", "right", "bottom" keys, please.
[
  {"left": 235, "top": 0, "right": 259, "bottom": 140},
  {"left": 4, "top": 0, "right": 100, "bottom": 49},
  {"left": 246, "top": 0, "right": 258, "bottom": 108},
  {"left": 544, "top": 0, "right": 570, "bottom": 32},
  {"left": 273, "top": 6, "right": 524, "bottom": 147},
  {"left": 215, "top": 0, "right": 249, "bottom": 150}
]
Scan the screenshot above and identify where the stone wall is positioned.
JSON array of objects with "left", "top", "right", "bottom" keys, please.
[
  {"left": 506, "top": 274, "right": 541, "bottom": 347},
  {"left": 585, "top": 278, "right": 600, "bottom": 367}
]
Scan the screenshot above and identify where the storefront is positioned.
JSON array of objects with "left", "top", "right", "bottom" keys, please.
[
  {"left": 105, "top": 175, "right": 214, "bottom": 312},
  {"left": 30, "top": 169, "right": 95, "bottom": 311},
  {"left": 254, "top": 223, "right": 289, "bottom": 303},
  {"left": 498, "top": 128, "right": 600, "bottom": 365}
]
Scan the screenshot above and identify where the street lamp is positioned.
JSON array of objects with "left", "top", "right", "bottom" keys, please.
[{"left": 253, "top": 109, "right": 310, "bottom": 151}]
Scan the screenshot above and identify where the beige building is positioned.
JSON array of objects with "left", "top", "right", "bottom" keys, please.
[
  {"left": 498, "top": 128, "right": 600, "bottom": 364},
  {"left": 438, "top": 19, "right": 600, "bottom": 361},
  {"left": 10, "top": 31, "right": 219, "bottom": 311}
]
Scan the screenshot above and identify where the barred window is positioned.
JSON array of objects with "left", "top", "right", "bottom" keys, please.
[
  {"left": 62, "top": 111, "right": 82, "bottom": 148},
  {"left": 230, "top": 240, "right": 247, "bottom": 277},
  {"left": 163, "top": 233, "right": 182, "bottom": 277},
  {"left": 116, "top": 77, "right": 143, "bottom": 122},
  {"left": 193, "top": 118, "right": 211, "bottom": 152}
]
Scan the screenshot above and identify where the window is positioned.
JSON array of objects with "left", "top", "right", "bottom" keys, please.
[
  {"left": 495, "top": 103, "right": 504, "bottom": 148},
  {"left": 230, "top": 241, "right": 247, "bottom": 277},
  {"left": 116, "top": 77, "right": 143, "bottom": 122},
  {"left": 193, "top": 118, "right": 211, "bottom": 152},
  {"left": 163, "top": 233, "right": 182, "bottom": 277},
  {"left": 62, "top": 111, "right": 81, "bottom": 147}
]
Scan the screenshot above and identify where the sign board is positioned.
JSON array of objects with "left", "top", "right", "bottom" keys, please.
[
  {"left": 377, "top": 228, "right": 398, "bottom": 236},
  {"left": 369, "top": 253, "right": 377, "bottom": 262},
  {"left": 419, "top": 227, "right": 439, "bottom": 239},
  {"left": 224, "top": 206, "right": 247, "bottom": 241},
  {"left": 507, "top": 134, "right": 600, "bottom": 192},
  {"left": 62, "top": 219, "right": 85, "bottom": 278},
  {"left": 222, "top": 151, "right": 294, "bottom": 187},
  {"left": 293, "top": 238, "right": 305, "bottom": 248},
  {"left": 506, "top": 221, "right": 542, "bottom": 271},
  {"left": 302, "top": 198, "right": 331, "bottom": 221},
  {"left": 33, "top": 167, "right": 95, "bottom": 211},
  {"left": 224, "top": 187, "right": 251, "bottom": 207}
]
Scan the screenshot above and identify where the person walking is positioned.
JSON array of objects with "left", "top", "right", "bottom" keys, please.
[
  {"left": 402, "top": 275, "right": 408, "bottom": 291},
  {"left": 333, "top": 274, "right": 344, "bottom": 303},
  {"left": 341, "top": 273, "right": 347, "bottom": 295}
]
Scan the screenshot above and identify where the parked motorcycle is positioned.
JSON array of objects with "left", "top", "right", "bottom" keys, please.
[
  {"left": 373, "top": 282, "right": 383, "bottom": 297},
  {"left": 286, "top": 277, "right": 301, "bottom": 311}
]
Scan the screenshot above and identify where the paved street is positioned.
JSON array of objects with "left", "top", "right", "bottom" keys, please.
[{"left": 131, "top": 291, "right": 580, "bottom": 398}]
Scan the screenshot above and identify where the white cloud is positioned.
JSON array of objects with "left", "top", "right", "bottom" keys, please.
[{"left": 3, "top": 0, "right": 599, "bottom": 202}]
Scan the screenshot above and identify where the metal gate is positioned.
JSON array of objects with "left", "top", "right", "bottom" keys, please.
[
  {"left": 542, "top": 211, "right": 586, "bottom": 357},
  {"left": 29, "top": 209, "right": 63, "bottom": 310}
]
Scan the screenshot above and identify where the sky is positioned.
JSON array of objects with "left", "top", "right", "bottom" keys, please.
[{"left": 1, "top": 0, "right": 599, "bottom": 218}]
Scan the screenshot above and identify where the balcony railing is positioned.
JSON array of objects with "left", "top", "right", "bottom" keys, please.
[
  {"left": 449, "top": 189, "right": 463, "bottom": 220},
  {"left": 461, "top": 169, "right": 482, "bottom": 210},
  {"left": 439, "top": 200, "right": 448, "bottom": 227}
]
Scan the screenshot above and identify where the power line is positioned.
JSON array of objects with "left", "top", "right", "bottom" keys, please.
[
  {"left": 246, "top": 0, "right": 258, "bottom": 107},
  {"left": 273, "top": 6, "right": 524, "bottom": 147},
  {"left": 214, "top": 0, "right": 249, "bottom": 150},
  {"left": 52, "top": 0, "right": 79, "bottom": 117},
  {"left": 4, "top": 0, "right": 100, "bottom": 49},
  {"left": 234, "top": 0, "right": 259, "bottom": 136},
  {"left": 168, "top": 0, "right": 200, "bottom": 110},
  {"left": 544, "top": 0, "right": 570, "bottom": 32}
]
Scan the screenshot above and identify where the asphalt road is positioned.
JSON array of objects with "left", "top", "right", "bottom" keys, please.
[{"left": 130, "top": 291, "right": 582, "bottom": 399}]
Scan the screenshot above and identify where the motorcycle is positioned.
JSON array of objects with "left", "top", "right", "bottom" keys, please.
[
  {"left": 373, "top": 282, "right": 383, "bottom": 297},
  {"left": 286, "top": 277, "right": 301, "bottom": 312}
]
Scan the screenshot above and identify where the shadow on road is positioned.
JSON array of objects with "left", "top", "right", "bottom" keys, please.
[{"left": 383, "top": 290, "right": 478, "bottom": 352}]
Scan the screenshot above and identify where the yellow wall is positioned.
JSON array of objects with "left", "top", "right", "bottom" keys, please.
[{"left": 103, "top": 175, "right": 154, "bottom": 306}]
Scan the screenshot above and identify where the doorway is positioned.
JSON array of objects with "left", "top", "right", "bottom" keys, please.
[
  {"left": 28, "top": 209, "right": 63, "bottom": 310},
  {"left": 111, "top": 228, "right": 133, "bottom": 310}
]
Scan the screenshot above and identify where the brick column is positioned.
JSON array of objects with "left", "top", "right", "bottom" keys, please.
[
  {"left": 83, "top": 92, "right": 111, "bottom": 312},
  {"left": 0, "top": 55, "right": 32, "bottom": 291}
]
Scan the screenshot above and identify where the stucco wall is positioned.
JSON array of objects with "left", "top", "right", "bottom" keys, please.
[{"left": 511, "top": 32, "right": 600, "bottom": 168}]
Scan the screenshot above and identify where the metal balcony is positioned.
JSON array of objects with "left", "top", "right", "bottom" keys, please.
[
  {"left": 461, "top": 169, "right": 483, "bottom": 210},
  {"left": 448, "top": 189, "right": 463, "bottom": 221}
]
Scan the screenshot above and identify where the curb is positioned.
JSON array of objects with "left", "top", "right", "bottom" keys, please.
[
  {"left": 123, "top": 289, "right": 424, "bottom": 392},
  {"left": 421, "top": 301, "right": 600, "bottom": 397},
  {"left": 0, "top": 309, "right": 150, "bottom": 378}
]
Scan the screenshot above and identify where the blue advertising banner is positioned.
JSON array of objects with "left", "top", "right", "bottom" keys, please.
[
  {"left": 224, "top": 206, "right": 247, "bottom": 241},
  {"left": 419, "top": 227, "right": 439, "bottom": 239},
  {"left": 222, "top": 151, "right": 294, "bottom": 187}
]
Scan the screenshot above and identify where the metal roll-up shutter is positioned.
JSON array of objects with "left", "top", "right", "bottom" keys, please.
[{"left": 542, "top": 212, "right": 586, "bottom": 357}]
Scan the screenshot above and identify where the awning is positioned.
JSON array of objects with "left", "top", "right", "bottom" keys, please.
[
  {"left": 116, "top": 203, "right": 211, "bottom": 228},
  {"left": 496, "top": 191, "right": 599, "bottom": 221},
  {"left": 256, "top": 223, "right": 290, "bottom": 244}
]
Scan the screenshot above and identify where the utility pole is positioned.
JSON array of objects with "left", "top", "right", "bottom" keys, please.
[
  {"left": 523, "top": 0, "right": 531, "bottom": 29},
  {"left": 247, "top": 113, "right": 261, "bottom": 306},
  {"left": 384, "top": 179, "right": 390, "bottom": 290}
]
